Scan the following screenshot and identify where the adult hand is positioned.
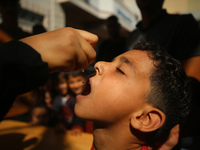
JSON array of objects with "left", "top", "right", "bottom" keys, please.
[
  {"left": 20, "top": 27, "right": 98, "bottom": 73},
  {"left": 151, "top": 124, "right": 180, "bottom": 150}
]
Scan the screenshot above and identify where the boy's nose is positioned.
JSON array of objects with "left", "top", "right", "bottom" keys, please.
[
  {"left": 74, "top": 82, "right": 80, "bottom": 88},
  {"left": 94, "top": 61, "right": 107, "bottom": 75}
]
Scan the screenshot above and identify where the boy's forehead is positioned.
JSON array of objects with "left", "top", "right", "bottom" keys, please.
[
  {"left": 121, "top": 50, "right": 151, "bottom": 61},
  {"left": 69, "top": 74, "right": 82, "bottom": 78},
  {"left": 118, "top": 50, "right": 155, "bottom": 72}
]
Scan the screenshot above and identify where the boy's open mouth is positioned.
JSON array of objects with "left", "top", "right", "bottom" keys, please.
[
  {"left": 81, "top": 79, "right": 91, "bottom": 95},
  {"left": 81, "top": 73, "right": 95, "bottom": 96}
]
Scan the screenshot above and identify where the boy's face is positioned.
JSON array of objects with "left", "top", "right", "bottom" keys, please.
[
  {"left": 68, "top": 75, "right": 87, "bottom": 95},
  {"left": 57, "top": 76, "right": 68, "bottom": 96},
  {"left": 31, "top": 107, "right": 49, "bottom": 126},
  {"left": 45, "top": 91, "right": 52, "bottom": 106},
  {"left": 75, "top": 50, "right": 155, "bottom": 124}
]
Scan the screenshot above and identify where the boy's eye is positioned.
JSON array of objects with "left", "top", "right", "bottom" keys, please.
[{"left": 116, "top": 67, "right": 125, "bottom": 75}]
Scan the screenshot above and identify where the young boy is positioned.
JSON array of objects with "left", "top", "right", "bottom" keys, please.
[
  {"left": 74, "top": 42, "right": 191, "bottom": 150},
  {"left": 52, "top": 72, "right": 85, "bottom": 131},
  {"left": 30, "top": 105, "right": 50, "bottom": 126},
  {"left": 67, "top": 71, "right": 94, "bottom": 133},
  {"left": 67, "top": 71, "right": 88, "bottom": 96}
]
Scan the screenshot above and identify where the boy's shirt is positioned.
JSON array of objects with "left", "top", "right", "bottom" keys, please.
[
  {"left": 53, "top": 95, "right": 76, "bottom": 125},
  {"left": 141, "top": 146, "right": 149, "bottom": 150},
  {"left": 53, "top": 95, "right": 71, "bottom": 111}
]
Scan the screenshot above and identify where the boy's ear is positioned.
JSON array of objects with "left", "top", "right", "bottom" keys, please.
[{"left": 130, "top": 105, "right": 166, "bottom": 132}]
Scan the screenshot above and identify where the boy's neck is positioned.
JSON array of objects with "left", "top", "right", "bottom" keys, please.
[
  {"left": 62, "top": 93, "right": 70, "bottom": 99},
  {"left": 92, "top": 123, "right": 144, "bottom": 150}
]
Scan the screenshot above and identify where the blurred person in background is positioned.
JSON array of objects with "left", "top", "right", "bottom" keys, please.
[
  {"left": 67, "top": 70, "right": 93, "bottom": 133},
  {"left": 32, "top": 24, "right": 47, "bottom": 35},
  {"left": 96, "top": 15, "right": 127, "bottom": 62},
  {"left": 52, "top": 72, "right": 85, "bottom": 134},
  {"left": 67, "top": 71, "right": 88, "bottom": 97},
  {"left": 0, "top": 0, "right": 30, "bottom": 43},
  {"left": 30, "top": 103, "right": 67, "bottom": 133},
  {"left": 126, "top": 0, "right": 200, "bottom": 82},
  {"left": 30, "top": 104, "right": 50, "bottom": 126}
]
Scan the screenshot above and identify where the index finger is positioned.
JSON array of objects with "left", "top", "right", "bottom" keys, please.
[{"left": 76, "top": 29, "right": 99, "bottom": 48}]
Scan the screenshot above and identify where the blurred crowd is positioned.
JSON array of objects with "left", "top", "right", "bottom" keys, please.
[{"left": 7, "top": 70, "right": 93, "bottom": 135}]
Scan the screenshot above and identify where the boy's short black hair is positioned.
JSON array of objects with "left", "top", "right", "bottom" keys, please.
[
  {"left": 57, "top": 72, "right": 68, "bottom": 80},
  {"left": 133, "top": 42, "right": 191, "bottom": 145},
  {"left": 31, "top": 104, "right": 49, "bottom": 115}
]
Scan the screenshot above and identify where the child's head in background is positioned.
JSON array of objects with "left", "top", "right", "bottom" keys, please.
[
  {"left": 67, "top": 71, "right": 88, "bottom": 95},
  {"left": 55, "top": 72, "right": 69, "bottom": 96},
  {"left": 30, "top": 104, "right": 50, "bottom": 126}
]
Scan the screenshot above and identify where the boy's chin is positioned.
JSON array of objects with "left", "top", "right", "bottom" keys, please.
[{"left": 74, "top": 105, "right": 92, "bottom": 120}]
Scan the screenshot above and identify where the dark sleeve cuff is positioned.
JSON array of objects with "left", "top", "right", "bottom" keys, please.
[{"left": 1, "top": 40, "right": 49, "bottom": 93}]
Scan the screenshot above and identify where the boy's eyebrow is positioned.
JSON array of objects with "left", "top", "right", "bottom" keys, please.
[{"left": 119, "top": 56, "right": 135, "bottom": 72}]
